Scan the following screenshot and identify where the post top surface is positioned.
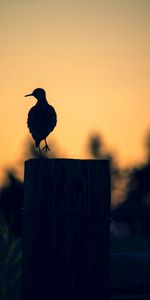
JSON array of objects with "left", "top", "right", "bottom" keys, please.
[{"left": 25, "top": 158, "right": 109, "bottom": 163}]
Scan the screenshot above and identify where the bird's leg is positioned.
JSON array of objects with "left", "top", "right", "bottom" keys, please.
[
  {"left": 38, "top": 145, "right": 42, "bottom": 157},
  {"left": 42, "top": 139, "right": 51, "bottom": 151}
]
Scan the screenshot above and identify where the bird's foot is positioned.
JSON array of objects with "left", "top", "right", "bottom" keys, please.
[{"left": 42, "top": 144, "right": 51, "bottom": 152}]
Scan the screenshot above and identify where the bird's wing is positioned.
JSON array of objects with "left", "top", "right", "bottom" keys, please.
[
  {"left": 27, "top": 106, "right": 43, "bottom": 140},
  {"left": 27, "top": 104, "right": 57, "bottom": 142},
  {"left": 46, "top": 105, "right": 57, "bottom": 131}
]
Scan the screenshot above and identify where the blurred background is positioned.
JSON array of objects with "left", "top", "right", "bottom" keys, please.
[{"left": 0, "top": 0, "right": 150, "bottom": 299}]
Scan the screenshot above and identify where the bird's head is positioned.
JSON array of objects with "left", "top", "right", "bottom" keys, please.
[{"left": 25, "top": 88, "right": 46, "bottom": 100}]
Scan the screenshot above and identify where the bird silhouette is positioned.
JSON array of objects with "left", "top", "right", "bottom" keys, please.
[{"left": 25, "top": 88, "right": 57, "bottom": 154}]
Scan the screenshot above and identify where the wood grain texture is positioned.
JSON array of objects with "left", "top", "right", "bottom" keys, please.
[{"left": 22, "top": 158, "right": 110, "bottom": 300}]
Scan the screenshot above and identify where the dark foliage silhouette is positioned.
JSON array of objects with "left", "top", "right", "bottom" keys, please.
[
  {"left": 88, "top": 134, "right": 120, "bottom": 181},
  {"left": 0, "top": 171, "right": 23, "bottom": 238},
  {"left": 113, "top": 130, "right": 150, "bottom": 236},
  {"left": 114, "top": 163, "right": 150, "bottom": 235},
  {"left": 25, "top": 88, "right": 57, "bottom": 153},
  {"left": 87, "top": 133, "right": 127, "bottom": 205},
  {"left": 144, "top": 129, "right": 150, "bottom": 163}
]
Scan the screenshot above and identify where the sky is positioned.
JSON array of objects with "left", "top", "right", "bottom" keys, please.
[{"left": 0, "top": 0, "right": 150, "bottom": 176}]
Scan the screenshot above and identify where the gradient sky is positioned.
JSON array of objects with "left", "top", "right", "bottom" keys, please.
[{"left": 0, "top": 0, "right": 150, "bottom": 175}]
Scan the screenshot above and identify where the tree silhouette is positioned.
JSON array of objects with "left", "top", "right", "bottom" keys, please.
[
  {"left": 0, "top": 171, "right": 23, "bottom": 238},
  {"left": 144, "top": 129, "right": 150, "bottom": 163},
  {"left": 113, "top": 129, "right": 150, "bottom": 235},
  {"left": 87, "top": 133, "right": 127, "bottom": 206}
]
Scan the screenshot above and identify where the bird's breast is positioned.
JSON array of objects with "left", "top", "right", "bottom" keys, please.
[{"left": 27, "top": 104, "right": 57, "bottom": 141}]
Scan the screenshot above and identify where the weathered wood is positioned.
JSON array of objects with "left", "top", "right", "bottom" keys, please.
[{"left": 22, "top": 158, "right": 110, "bottom": 300}]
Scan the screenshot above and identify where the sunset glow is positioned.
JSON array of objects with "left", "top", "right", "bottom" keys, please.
[{"left": 0, "top": 0, "right": 150, "bottom": 176}]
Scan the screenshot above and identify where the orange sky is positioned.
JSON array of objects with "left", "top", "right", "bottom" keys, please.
[{"left": 0, "top": 0, "right": 150, "bottom": 176}]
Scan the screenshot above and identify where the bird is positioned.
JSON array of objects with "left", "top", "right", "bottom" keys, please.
[{"left": 25, "top": 88, "right": 57, "bottom": 154}]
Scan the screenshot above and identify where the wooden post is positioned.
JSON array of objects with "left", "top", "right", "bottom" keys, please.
[{"left": 22, "top": 159, "right": 110, "bottom": 300}]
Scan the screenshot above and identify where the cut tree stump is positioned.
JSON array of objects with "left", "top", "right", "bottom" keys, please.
[{"left": 22, "top": 158, "right": 110, "bottom": 300}]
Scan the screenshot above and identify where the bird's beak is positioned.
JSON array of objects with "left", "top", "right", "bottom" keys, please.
[{"left": 24, "top": 93, "right": 33, "bottom": 97}]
